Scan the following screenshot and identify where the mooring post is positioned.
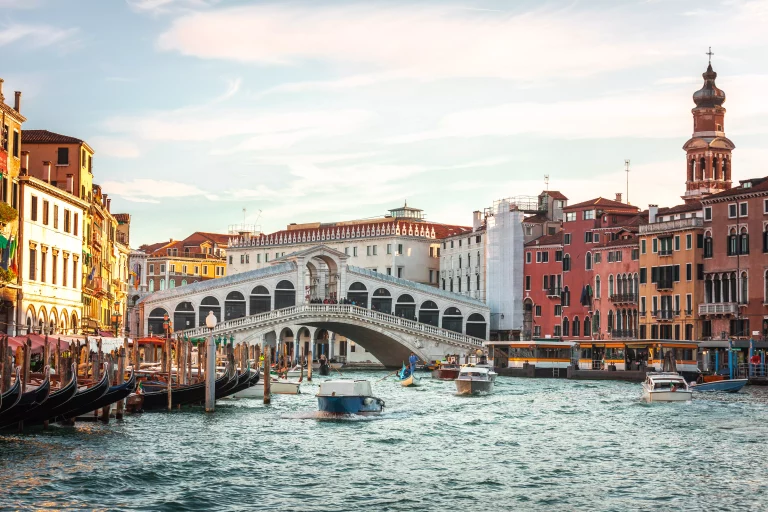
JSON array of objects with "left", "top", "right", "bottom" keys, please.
[
  {"left": 263, "top": 346, "right": 271, "bottom": 405},
  {"left": 22, "top": 339, "right": 30, "bottom": 393},
  {"left": 205, "top": 339, "right": 216, "bottom": 412},
  {"left": 308, "top": 350, "right": 313, "bottom": 382}
]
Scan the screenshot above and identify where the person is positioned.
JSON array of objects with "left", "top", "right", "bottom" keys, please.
[{"left": 409, "top": 352, "right": 418, "bottom": 376}]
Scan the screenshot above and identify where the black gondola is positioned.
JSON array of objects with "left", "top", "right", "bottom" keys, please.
[
  {"left": 0, "top": 368, "right": 22, "bottom": 416},
  {"left": 8, "top": 364, "right": 79, "bottom": 427},
  {"left": 36, "top": 365, "right": 111, "bottom": 424},
  {"left": 220, "top": 366, "right": 252, "bottom": 398},
  {"left": 0, "top": 367, "right": 51, "bottom": 425},
  {"left": 137, "top": 367, "right": 231, "bottom": 411},
  {"left": 214, "top": 366, "right": 239, "bottom": 399},
  {"left": 60, "top": 369, "right": 137, "bottom": 421},
  {"left": 319, "top": 361, "right": 331, "bottom": 376}
]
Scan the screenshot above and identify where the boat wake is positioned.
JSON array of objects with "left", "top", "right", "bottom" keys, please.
[{"left": 279, "top": 411, "right": 385, "bottom": 421}]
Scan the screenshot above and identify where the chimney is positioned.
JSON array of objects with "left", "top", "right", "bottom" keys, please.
[
  {"left": 615, "top": 193, "right": 623, "bottom": 203},
  {"left": 21, "top": 150, "right": 29, "bottom": 175},
  {"left": 648, "top": 204, "right": 658, "bottom": 224},
  {"left": 14, "top": 91, "right": 21, "bottom": 113},
  {"left": 472, "top": 210, "right": 482, "bottom": 231},
  {"left": 43, "top": 161, "right": 51, "bottom": 184},
  {"left": 66, "top": 174, "right": 74, "bottom": 194},
  {"left": 103, "top": 193, "right": 107, "bottom": 207},
  {"left": 0, "top": 78, "right": 4, "bottom": 102},
  {"left": 107, "top": 198, "right": 111, "bottom": 212}
]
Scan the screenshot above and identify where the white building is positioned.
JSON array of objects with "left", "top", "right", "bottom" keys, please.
[{"left": 17, "top": 175, "right": 87, "bottom": 335}]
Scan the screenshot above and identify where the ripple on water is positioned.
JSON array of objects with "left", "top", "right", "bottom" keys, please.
[{"left": 3, "top": 372, "right": 768, "bottom": 511}]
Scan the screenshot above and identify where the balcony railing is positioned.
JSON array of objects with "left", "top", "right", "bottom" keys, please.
[
  {"left": 699, "top": 302, "right": 738, "bottom": 316},
  {"left": 639, "top": 217, "right": 703, "bottom": 234},
  {"left": 546, "top": 286, "right": 562, "bottom": 298},
  {"left": 652, "top": 310, "right": 674, "bottom": 320},
  {"left": 609, "top": 293, "right": 638, "bottom": 304},
  {"left": 658, "top": 250, "right": 673, "bottom": 257},
  {"left": 610, "top": 329, "right": 638, "bottom": 340},
  {"left": 656, "top": 280, "right": 674, "bottom": 291}
]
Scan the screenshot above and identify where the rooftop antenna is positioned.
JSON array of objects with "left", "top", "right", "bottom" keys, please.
[
  {"left": 706, "top": 46, "right": 714, "bottom": 64},
  {"left": 544, "top": 174, "right": 549, "bottom": 191},
  {"left": 625, "top": 160, "right": 630, "bottom": 204}
]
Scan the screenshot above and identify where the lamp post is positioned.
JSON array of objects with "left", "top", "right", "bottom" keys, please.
[
  {"left": 163, "top": 313, "right": 173, "bottom": 411},
  {"left": 205, "top": 311, "right": 217, "bottom": 412},
  {"left": 111, "top": 301, "right": 123, "bottom": 337}
]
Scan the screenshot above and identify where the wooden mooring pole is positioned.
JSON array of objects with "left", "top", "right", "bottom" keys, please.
[{"left": 263, "top": 346, "right": 271, "bottom": 405}]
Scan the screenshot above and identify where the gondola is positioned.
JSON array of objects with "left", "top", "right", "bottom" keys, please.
[
  {"left": 36, "top": 365, "right": 111, "bottom": 424},
  {"left": 220, "top": 366, "right": 253, "bottom": 398},
  {"left": 0, "top": 368, "right": 22, "bottom": 416},
  {"left": 0, "top": 367, "right": 51, "bottom": 426},
  {"left": 137, "top": 367, "right": 232, "bottom": 411},
  {"left": 214, "top": 366, "right": 240, "bottom": 399},
  {"left": 60, "top": 369, "right": 137, "bottom": 421},
  {"left": 318, "top": 360, "right": 331, "bottom": 376},
  {"left": 8, "top": 365, "right": 79, "bottom": 427}
]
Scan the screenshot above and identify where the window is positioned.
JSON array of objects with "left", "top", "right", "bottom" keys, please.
[
  {"left": 52, "top": 254, "right": 58, "bottom": 285},
  {"left": 344, "top": 247, "right": 349, "bottom": 256},
  {"left": 585, "top": 252, "right": 592, "bottom": 270},
  {"left": 160, "top": 264, "right": 166, "bottom": 273},
  {"left": 594, "top": 252, "right": 601, "bottom": 264},
  {"left": 366, "top": 246, "right": 371, "bottom": 256},
  {"left": 704, "top": 207, "right": 712, "bottom": 221},
  {"left": 57, "top": 147, "right": 69, "bottom": 165},
  {"left": 525, "top": 275, "right": 531, "bottom": 291},
  {"left": 429, "top": 270, "right": 433, "bottom": 283},
  {"left": 564, "top": 233, "right": 571, "bottom": 245},
  {"left": 228, "top": 255, "right": 233, "bottom": 264},
  {"left": 686, "top": 294, "right": 692, "bottom": 315},
  {"left": 728, "top": 204, "right": 737, "bottom": 218},
  {"left": 563, "top": 254, "right": 571, "bottom": 272},
  {"left": 674, "top": 235, "right": 680, "bottom": 251},
  {"left": 240, "top": 254, "right": 245, "bottom": 264},
  {"left": 388, "top": 267, "right": 392, "bottom": 276},
  {"left": 182, "top": 265, "right": 188, "bottom": 274},
  {"left": 40, "top": 251, "right": 46, "bottom": 283},
  {"left": 541, "top": 252, "right": 549, "bottom": 263},
  {"left": 203, "top": 265, "right": 209, "bottom": 274},
  {"left": 565, "top": 212, "right": 576, "bottom": 222},
  {"left": 353, "top": 247, "right": 358, "bottom": 257},
  {"left": 397, "top": 244, "right": 403, "bottom": 255},
  {"left": 535, "top": 305, "right": 542, "bottom": 316},
  {"left": 631, "top": 248, "right": 639, "bottom": 260},
  {"left": 30, "top": 196, "right": 38, "bottom": 221},
  {"left": 64, "top": 210, "right": 71, "bottom": 233},
  {"left": 704, "top": 234, "right": 713, "bottom": 258},
  {"left": 170, "top": 264, "right": 176, "bottom": 273},
  {"left": 686, "top": 234, "right": 692, "bottom": 250},
  {"left": 641, "top": 239, "right": 646, "bottom": 254},
  {"left": 585, "top": 232, "right": 593, "bottom": 243},
  {"left": 555, "top": 250, "right": 563, "bottom": 262},
  {"left": 450, "top": 241, "right": 454, "bottom": 248},
  {"left": 686, "top": 263, "right": 692, "bottom": 281},
  {"left": 640, "top": 267, "right": 647, "bottom": 284},
  {"left": 739, "top": 202, "right": 748, "bottom": 217},
  {"left": 583, "top": 210, "right": 595, "bottom": 220},
  {"left": 149, "top": 264, "right": 154, "bottom": 274},
  {"left": 476, "top": 235, "right": 481, "bottom": 243},
  {"left": 53, "top": 205, "right": 59, "bottom": 229},
  {"left": 674, "top": 295, "right": 680, "bottom": 315},
  {"left": 194, "top": 266, "right": 199, "bottom": 274},
  {"left": 652, "top": 238, "right": 658, "bottom": 253},
  {"left": 397, "top": 267, "right": 403, "bottom": 278},
  {"left": 563, "top": 318, "right": 570, "bottom": 336},
  {"left": 640, "top": 296, "right": 646, "bottom": 315},
  {"left": 526, "top": 252, "right": 532, "bottom": 264},
  {"left": 554, "top": 305, "right": 562, "bottom": 316},
  {"left": 29, "top": 248, "right": 36, "bottom": 280}
]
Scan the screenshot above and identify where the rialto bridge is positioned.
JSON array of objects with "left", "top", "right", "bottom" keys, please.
[{"left": 135, "top": 246, "right": 490, "bottom": 366}]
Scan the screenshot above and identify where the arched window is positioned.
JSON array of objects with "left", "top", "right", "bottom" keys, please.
[
  {"left": 372, "top": 288, "right": 392, "bottom": 314},
  {"left": 563, "top": 254, "right": 571, "bottom": 272},
  {"left": 765, "top": 270, "right": 768, "bottom": 304},
  {"left": 740, "top": 227, "right": 749, "bottom": 255},
  {"left": 149, "top": 280, "right": 155, "bottom": 292},
  {"left": 174, "top": 301, "right": 195, "bottom": 331},
  {"left": 607, "top": 310, "right": 614, "bottom": 332},
  {"left": 169, "top": 279, "right": 175, "bottom": 289},
  {"left": 562, "top": 286, "right": 570, "bottom": 307},
  {"left": 199, "top": 296, "right": 221, "bottom": 326},
  {"left": 573, "top": 317, "right": 580, "bottom": 338},
  {"left": 181, "top": 279, "right": 187, "bottom": 286},
  {"left": 583, "top": 316, "right": 591, "bottom": 337},
  {"left": 225, "top": 291, "right": 246, "bottom": 320},
  {"left": 159, "top": 278, "right": 165, "bottom": 291},
  {"left": 704, "top": 230, "right": 713, "bottom": 258},
  {"left": 148, "top": 307, "right": 169, "bottom": 336},
  {"left": 700, "top": 157, "right": 706, "bottom": 179},
  {"left": 740, "top": 271, "right": 748, "bottom": 304},
  {"left": 728, "top": 228, "right": 738, "bottom": 256},
  {"left": 585, "top": 252, "right": 592, "bottom": 270},
  {"left": 466, "top": 313, "right": 486, "bottom": 338},
  {"left": 593, "top": 310, "right": 600, "bottom": 333},
  {"left": 395, "top": 294, "right": 416, "bottom": 320},
  {"left": 348, "top": 282, "right": 369, "bottom": 308},
  {"left": 763, "top": 224, "right": 768, "bottom": 253},
  {"left": 71, "top": 312, "right": 78, "bottom": 334},
  {"left": 250, "top": 285, "right": 271, "bottom": 315},
  {"left": 595, "top": 275, "right": 601, "bottom": 299},
  {"left": 418, "top": 300, "right": 439, "bottom": 327},
  {"left": 275, "top": 280, "right": 296, "bottom": 309},
  {"left": 563, "top": 317, "right": 570, "bottom": 337},
  {"left": 442, "top": 307, "right": 463, "bottom": 333},
  {"left": 608, "top": 275, "right": 614, "bottom": 297},
  {"left": 712, "top": 156, "right": 719, "bottom": 180}
]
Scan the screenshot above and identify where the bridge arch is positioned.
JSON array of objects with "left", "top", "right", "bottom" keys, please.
[
  {"left": 395, "top": 294, "right": 416, "bottom": 320},
  {"left": 199, "top": 296, "right": 221, "bottom": 326},
  {"left": 347, "top": 282, "right": 368, "bottom": 307},
  {"left": 250, "top": 285, "right": 271, "bottom": 314},
  {"left": 174, "top": 301, "right": 196, "bottom": 331},
  {"left": 225, "top": 291, "right": 246, "bottom": 321},
  {"left": 419, "top": 300, "right": 439, "bottom": 327},
  {"left": 148, "top": 307, "right": 168, "bottom": 336},
  {"left": 466, "top": 313, "right": 487, "bottom": 338},
  {"left": 442, "top": 307, "right": 463, "bottom": 333},
  {"left": 371, "top": 288, "right": 392, "bottom": 314},
  {"left": 275, "top": 280, "right": 296, "bottom": 309}
]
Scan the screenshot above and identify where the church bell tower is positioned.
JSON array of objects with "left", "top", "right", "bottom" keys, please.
[{"left": 682, "top": 49, "right": 735, "bottom": 202}]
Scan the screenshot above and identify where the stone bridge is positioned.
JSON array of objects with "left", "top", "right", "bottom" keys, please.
[{"left": 135, "top": 245, "right": 489, "bottom": 366}]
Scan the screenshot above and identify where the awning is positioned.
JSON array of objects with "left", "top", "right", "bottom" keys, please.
[{"left": 99, "top": 330, "right": 115, "bottom": 337}]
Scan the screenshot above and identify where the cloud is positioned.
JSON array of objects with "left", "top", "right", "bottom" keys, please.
[
  {"left": 0, "top": 0, "right": 41, "bottom": 8},
  {"left": 88, "top": 136, "right": 141, "bottom": 158},
  {"left": 126, "top": 0, "right": 220, "bottom": 15},
  {"left": 0, "top": 24, "right": 78, "bottom": 48},
  {"left": 156, "top": 4, "right": 677, "bottom": 82},
  {"left": 102, "top": 179, "right": 217, "bottom": 203}
]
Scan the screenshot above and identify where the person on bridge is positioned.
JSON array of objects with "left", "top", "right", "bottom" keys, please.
[{"left": 409, "top": 352, "right": 419, "bottom": 376}]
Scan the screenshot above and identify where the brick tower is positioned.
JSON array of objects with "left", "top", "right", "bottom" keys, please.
[{"left": 682, "top": 52, "right": 734, "bottom": 203}]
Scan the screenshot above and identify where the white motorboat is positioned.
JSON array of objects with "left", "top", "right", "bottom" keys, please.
[
  {"left": 286, "top": 365, "right": 305, "bottom": 379},
  {"left": 232, "top": 378, "right": 300, "bottom": 398},
  {"left": 642, "top": 372, "right": 692, "bottom": 402},
  {"left": 455, "top": 366, "right": 497, "bottom": 395}
]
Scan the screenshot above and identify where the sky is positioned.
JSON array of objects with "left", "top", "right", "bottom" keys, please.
[{"left": 3, "top": 0, "right": 768, "bottom": 247}]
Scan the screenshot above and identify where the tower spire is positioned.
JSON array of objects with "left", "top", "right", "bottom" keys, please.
[{"left": 706, "top": 46, "right": 714, "bottom": 64}]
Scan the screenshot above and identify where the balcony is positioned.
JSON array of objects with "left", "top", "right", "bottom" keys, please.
[
  {"left": 610, "top": 329, "right": 638, "bottom": 340},
  {"left": 546, "top": 286, "right": 562, "bottom": 298},
  {"left": 639, "top": 217, "right": 703, "bottom": 235},
  {"left": 87, "top": 276, "right": 108, "bottom": 298},
  {"left": 609, "top": 293, "right": 638, "bottom": 304},
  {"left": 91, "top": 233, "right": 102, "bottom": 249},
  {"left": 656, "top": 280, "right": 674, "bottom": 291},
  {"left": 699, "top": 302, "right": 738, "bottom": 316},
  {"left": 652, "top": 310, "right": 674, "bottom": 321},
  {"left": 658, "top": 250, "right": 673, "bottom": 257}
]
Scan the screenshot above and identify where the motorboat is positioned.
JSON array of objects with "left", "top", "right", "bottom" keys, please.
[
  {"left": 286, "top": 365, "right": 305, "bottom": 379},
  {"left": 455, "top": 366, "right": 496, "bottom": 395},
  {"left": 432, "top": 361, "right": 461, "bottom": 381},
  {"left": 642, "top": 372, "right": 693, "bottom": 402},
  {"left": 690, "top": 378, "right": 748, "bottom": 393},
  {"left": 316, "top": 380, "right": 384, "bottom": 414}
]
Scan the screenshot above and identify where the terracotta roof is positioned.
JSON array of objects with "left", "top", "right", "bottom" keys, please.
[
  {"left": 543, "top": 190, "right": 568, "bottom": 200},
  {"left": 22, "top": 129, "right": 85, "bottom": 145},
  {"left": 232, "top": 219, "right": 471, "bottom": 248},
  {"left": 525, "top": 231, "right": 563, "bottom": 247},
  {"left": 657, "top": 201, "right": 702, "bottom": 215},
  {"left": 523, "top": 212, "right": 548, "bottom": 224},
  {"left": 564, "top": 197, "right": 639, "bottom": 211},
  {"left": 595, "top": 235, "right": 639, "bottom": 249},
  {"left": 182, "top": 231, "right": 229, "bottom": 246},
  {"left": 701, "top": 177, "right": 768, "bottom": 202},
  {"left": 114, "top": 213, "right": 130, "bottom": 223}
]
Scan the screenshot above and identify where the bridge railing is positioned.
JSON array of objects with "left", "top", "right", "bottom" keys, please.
[{"left": 180, "top": 303, "right": 484, "bottom": 347}]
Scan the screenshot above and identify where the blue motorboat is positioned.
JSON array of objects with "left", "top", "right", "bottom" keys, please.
[
  {"left": 316, "top": 380, "right": 384, "bottom": 414},
  {"left": 691, "top": 378, "right": 748, "bottom": 393}
]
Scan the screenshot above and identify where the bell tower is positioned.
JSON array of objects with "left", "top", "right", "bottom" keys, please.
[{"left": 682, "top": 49, "right": 735, "bottom": 203}]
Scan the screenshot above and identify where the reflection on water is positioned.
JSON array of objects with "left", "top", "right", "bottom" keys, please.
[{"left": 3, "top": 373, "right": 768, "bottom": 511}]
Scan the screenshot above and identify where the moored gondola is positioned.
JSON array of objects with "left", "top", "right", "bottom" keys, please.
[
  {"left": 0, "top": 367, "right": 51, "bottom": 426},
  {"left": 61, "top": 369, "right": 137, "bottom": 421},
  {"left": 137, "top": 366, "right": 232, "bottom": 411},
  {"left": 8, "top": 365, "right": 78, "bottom": 427},
  {"left": 214, "top": 366, "right": 239, "bottom": 400},
  {"left": 221, "top": 366, "right": 252, "bottom": 398},
  {"left": 37, "top": 365, "right": 111, "bottom": 424},
  {"left": 0, "top": 368, "right": 22, "bottom": 416}
]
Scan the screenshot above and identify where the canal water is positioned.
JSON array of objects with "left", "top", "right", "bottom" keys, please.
[{"left": 2, "top": 372, "right": 768, "bottom": 511}]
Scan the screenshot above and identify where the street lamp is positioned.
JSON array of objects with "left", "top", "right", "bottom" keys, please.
[
  {"left": 205, "top": 311, "right": 217, "bottom": 412},
  {"left": 111, "top": 301, "right": 123, "bottom": 336}
]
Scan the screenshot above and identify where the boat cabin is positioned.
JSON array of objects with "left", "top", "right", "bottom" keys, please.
[
  {"left": 485, "top": 340, "right": 577, "bottom": 369},
  {"left": 318, "top": 380, "right": 373, "bottom": 397},
  {"left": 578, "top": 340, "right": 699, "bottom": 373}
]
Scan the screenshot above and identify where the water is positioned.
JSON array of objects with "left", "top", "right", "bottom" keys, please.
[{"left": 2, "top": 373, "right": 768, "bottom": 511}]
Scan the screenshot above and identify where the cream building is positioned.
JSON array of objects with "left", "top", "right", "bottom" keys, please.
[{"left": 17, "top": 175, "right": 87, "bottom": 335}]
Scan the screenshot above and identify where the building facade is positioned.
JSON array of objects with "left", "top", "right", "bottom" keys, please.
[{"left": 523, "top": 232, "right": 563, "bottom": 339}]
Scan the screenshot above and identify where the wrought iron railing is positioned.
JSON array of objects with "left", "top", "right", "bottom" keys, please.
[{"left": 609, "top": 293, "right": 638, "bottom": 303}]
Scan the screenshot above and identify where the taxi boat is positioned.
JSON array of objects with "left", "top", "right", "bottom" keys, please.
[
  {"left": 455, "top": 366, "right": 496, "bottom": 395},
  {"left": 317, "top": 380, "right": 384, "bottom": 414},
  {"left": 642, "top": 372, "right": 692, "bottom": 402}
]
